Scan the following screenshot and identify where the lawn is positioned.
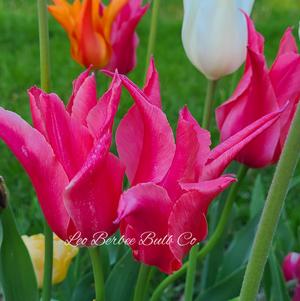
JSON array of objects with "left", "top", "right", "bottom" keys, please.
[{"left": 0, "top": 0, "right": 300, "bottom": 299}]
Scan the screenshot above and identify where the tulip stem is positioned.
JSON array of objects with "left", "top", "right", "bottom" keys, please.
[
  {"left": 145, "top": 0, "right": 160, "bottom": 78},
  {"left": 38, "top": 0, "right": 51, "bottom": 92},
  {"left": 89, "top": 247, "right": 105, "bottom": 301},
  {"left": 202, "top": 80, "right": 218, "bottom": 130},
  {"left": 42, "top": 223, "right": 53, "bottom": 301},
  {"left": 37, "top": 0, "right": 53, "bottom": 300},
  {"left": 133, "top": 264, "right": 152, "bottom": 301},
  {"left": 239, "top": 104, "right": 300, "bottom": 301},
  {"left": 150, "top": 165, "right": 248, "bottom": 301}
]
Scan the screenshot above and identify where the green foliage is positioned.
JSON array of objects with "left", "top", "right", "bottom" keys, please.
[
  {"left": 0, "top": 206, "right": 39, "bottom": 301},
  {"left": 105, "top": 250, "right": 140, "bottom": 301}
]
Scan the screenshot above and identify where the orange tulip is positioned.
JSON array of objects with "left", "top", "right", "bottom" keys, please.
[{"left": 49, "top": 0, "right": 148, "bottom": 73}]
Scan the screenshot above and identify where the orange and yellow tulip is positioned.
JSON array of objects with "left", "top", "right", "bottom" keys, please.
[{"left": 49, "top": 0, "right": 148, "bottom": 73}]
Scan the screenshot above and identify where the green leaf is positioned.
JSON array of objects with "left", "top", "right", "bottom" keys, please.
[
  {"left": 201, "top": 196, "right": 236, "bottom": 290},
  {"left": 0, "top": 206, "right": 39, "bottom": 301},
  {"left": 71, "top": 273, "right": 95, "bottom": 301},
  {"left": 196, "top": 266, "right": 246, "bottom": 301},
  {"left": 105, "top": 249, "right": 139, "bottom": 301},
  {"left": 217, "top": 214, "right": 260, "bottom": 279},
  {"left": 250, "top": 175, "right": 265, "bottom": 218}
]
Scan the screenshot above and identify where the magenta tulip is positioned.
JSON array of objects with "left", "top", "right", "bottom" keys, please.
[
  {"left": 216, "top": 15, "right": 300, "bottom": 168},
  {"left": 283, "top": 253, "right": 300, "bottom": 301},
  {"left": 105, "top": 59, "right": 284, "bottom": 274},
  {"left": 0, "top": 70, "right": 124, "bottom": 246}
]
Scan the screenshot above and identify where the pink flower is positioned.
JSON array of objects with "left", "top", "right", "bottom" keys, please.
[
  {"left": 0, "top": 70, "right": 125, "bottom": 246},
  {"left": 283, "top": 253, "right": 300, "bottom": 301},
  {"left": 105, "top": 59, "right": 283, "bottom": 274},
  {"left": 216, "top": 15, "right": 300, "bottom": 168}
]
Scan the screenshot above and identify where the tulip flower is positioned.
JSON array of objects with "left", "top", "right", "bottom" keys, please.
[
  {"left": 104, "top": 59, "right": 283, "bottom": 274},
  {"left": 48, "top": 0, "right": 148, "bottom": 73},
  {"left": 0, "top": 70, "right": 124, "bottom": 246},
  {"left": 181, "top": 0, "right": 254, "bottom": 80},
  {"left": 283, "top": 253, "right": 300, "bottom": 301},
  {"left": 216, "top": 16, "right": 300, "bottom": 168},
  {"left": 22, "top": 234, "right": 78, "bottom": 288}
]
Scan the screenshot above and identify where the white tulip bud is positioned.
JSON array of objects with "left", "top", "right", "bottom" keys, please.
[{"left": 182, "top": 0, "right": 255, "bottom": 80}]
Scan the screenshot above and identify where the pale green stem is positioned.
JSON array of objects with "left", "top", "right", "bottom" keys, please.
[
  {"left": 89, "top": 248, "right": 105, "bottom": 301},
  {"left": 202, "top": 80, "right": 218, "bottom": 130},
  {"left": 239, "top": 104, "right": 300, "bottom": 301},
  {"left": 144, "top": 0, "right": 160, "bottom": 79}
]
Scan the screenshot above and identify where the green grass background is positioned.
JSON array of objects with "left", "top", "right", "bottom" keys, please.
[{"left": 0, "top": 0, "right": 300, "bottom": 237}]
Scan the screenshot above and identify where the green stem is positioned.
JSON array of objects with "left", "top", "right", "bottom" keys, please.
[
  {"left": 202, "top": 80, "right": 218, "bottom": 130},
  {"left": 184, "top": 244, "right": 199, "bottom": 301},
  {"left": 150, "top": 165, "right": 248, "bottom": 301},
  {"left": 133, "top": 264, "right": 152, "bottom": 301},
  {"left": 239, "top": 104, "right": 300, "bottom": 301},
  {"left": 37, "top": 1, "right": 53, "bottom": 300},
  {"left": 38, "top": 0, "right": 51, "bottom": 92},
  {"left": 42, "top": 223, "right": 53, "bottom": 301},
  {"left": 89, "top": 247, "right": 105, "bottom": 301},
  {"left": 144, "top": 0, "right": 160, "bottom": 78}
]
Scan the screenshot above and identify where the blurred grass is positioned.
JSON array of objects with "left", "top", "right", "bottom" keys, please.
[{"left": 0, "top": 0, "right": 300, "bottom": 236}]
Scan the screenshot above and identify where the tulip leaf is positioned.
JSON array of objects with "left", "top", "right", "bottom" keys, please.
[
  {"left": 200, "top": 195, "right": 236, "bottom": 290},
  {"left": 0, "top": 206, "right": 39, "bottom": 301},
  {"left": 71, "top": 272, "right": 95, "bottom": 301},
  {"left": 105, "top": 249, "right": 139, "bottom": 301},
  {"left": 195, "top": 266, "right": 246, "bottom": 301},
  {"left": 217, "top": 214, "right": 260, "bottom": 279},
  {"left": 250, "top": 175, "right": 265, "bottom": 218}
]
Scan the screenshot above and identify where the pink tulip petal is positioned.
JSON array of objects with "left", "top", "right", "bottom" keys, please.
[
  {"left": 107, "top": 0, "right": 149, "bottom": 74},
  {"left": 64, "top": 150, "right": 124, "bottom": 244},
  {"left": 86, "top": 72, "right": 122, "bottom": 139},
  {"left": 143, "top": 57, "right": 162, "bottom": 108},
  {"left": 117, "top": 183, "right": 181, "bottom": 274},
  {"left": 207, "top": 109, "right": 282, "bottom": 178},
  {"left": 169, "top": 177, "right": 235, "bottom": 261},
  {"left": 294, "top": 286, "right": 300, "bottom": 301},
  {"left": 0, "top": 108, "right": 70, "bottom": 240},
  {"left": 245, "top": 13, "right": 264, "bottom": 57},
  {"left": 114, "top": 73, "right": 175, "bottom": 185},
  {"left": 68, "top": 67, "right": 91, "bottom": 110},
  {"left": 161, "top": 107, "right": 211, "bottom": 201},
  {"left": 282, "top": 252, "right": 300, "bottom": 281},
  {"left": 28, "top": 88, "right": 93, "bottom": 178},
  {"left": 169, "top": 192, "right": 207, "bottom": 263},
  {"left": 275, "top": 27, "right": 298, "bottom": 57},
  {"left": 270, "top": 53, "right": 300, "bottom": 108},
  {"left": 180, "top": 176, "right": 236, "bottom": 213},
  {"left": 67, "top": 71, "right": 98, "bottom": 125}
]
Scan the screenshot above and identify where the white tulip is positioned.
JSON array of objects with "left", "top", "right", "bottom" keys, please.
[{"left": 182, "top": 0, "right": 255, "bottom": 80}]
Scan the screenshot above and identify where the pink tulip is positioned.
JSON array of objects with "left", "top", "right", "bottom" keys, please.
[
  {"left": 105, "top": 59, "right": 284, "bottom": 274},
  {"left": 0, "top": 70, "right": 125, "bottom": 246},
  {"left": 283, "top": 253, "right": 300, "bottom": 301},
  {"left": 216, "top": 15, "right": 300, "bottom": 168},
  {"left": 283, "top": 253, "right": 300, "bottom": 281}
]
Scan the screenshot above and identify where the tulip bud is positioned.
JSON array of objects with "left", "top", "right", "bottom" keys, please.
[
  {"left": 0, "top": 176, "right": 8, "bottom": 212},
  {"left": 182, "top": 0, "right": 254, "bottom": 80},
  {"left": 22, "top": 234, "right": 78, "bottom": 288}
]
